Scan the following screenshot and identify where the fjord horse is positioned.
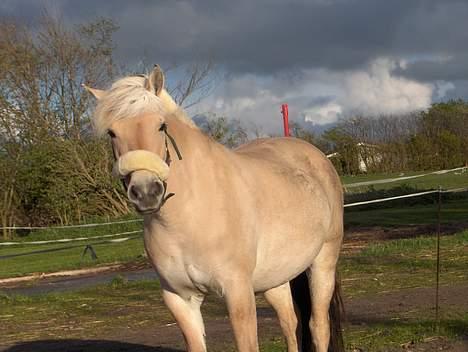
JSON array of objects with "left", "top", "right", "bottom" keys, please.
[{"left": 85, "top": 65, "right": 344, "bottom": 352}]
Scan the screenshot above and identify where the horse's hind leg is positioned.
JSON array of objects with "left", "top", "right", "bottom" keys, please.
[
  {"left": 307, "top": 239, "right": 344, "bottom": 352},
  {"left": 264, "top": 282, "right": 299, "bottom": 352}
]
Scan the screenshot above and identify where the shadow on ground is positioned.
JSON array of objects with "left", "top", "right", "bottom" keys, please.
[{"left": 1, "top": 339, "right": 183, "bottom": 352}]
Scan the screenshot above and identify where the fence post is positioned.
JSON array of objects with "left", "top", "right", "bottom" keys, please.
[
  {"left": 281, "top": 104, "right": 290, "bottom": 137},
  {"left": 435, "top": 185, "right": 442, "bottom": 332},
  {"left": 82, "top": 245, "right": 98, "bottom": 260}
]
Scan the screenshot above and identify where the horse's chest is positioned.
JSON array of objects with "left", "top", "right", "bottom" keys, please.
[{"left": 143, "top": 233, "right": 220, "bottom": 296}]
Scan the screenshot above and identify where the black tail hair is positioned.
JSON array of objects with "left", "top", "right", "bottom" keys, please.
[{"left": 290, "top": 271, "right": 345, "bottom": 352}]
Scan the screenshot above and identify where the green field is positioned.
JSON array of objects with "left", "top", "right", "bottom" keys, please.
[
  {"left": 342, "top": 168, "right": 468, "bottom": 193},
  {"left": 0, "top": 236, "right": 146, "bottom": 279},
  {"left": 345, "top": 198, "right": 468, "bottom": 227},
  {"left": 0, "top": 215, "right": 145, "bottom": 279}
]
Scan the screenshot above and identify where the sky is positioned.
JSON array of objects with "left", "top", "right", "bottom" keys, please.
[{"left": 1, "top": 0, "right": 467, "bottom": 134}]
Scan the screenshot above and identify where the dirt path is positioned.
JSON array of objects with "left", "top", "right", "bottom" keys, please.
[{"left": 1, "top": 283, "right": 466, "bottom": 352}]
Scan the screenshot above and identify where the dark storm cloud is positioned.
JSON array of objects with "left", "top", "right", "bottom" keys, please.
[
  {"left": 396, "top": 55, "right": 468, "bottom": 82},
  {"left": 2, "top": 0, "right": 468, "bottom": 107},
  {"left": 1, "top": 0, "right": 467, "bottom": 77}
]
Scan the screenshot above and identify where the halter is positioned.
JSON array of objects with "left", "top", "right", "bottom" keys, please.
[
  {"left": 160, "top": 122, "right": 183, "bottom": 165},
  {"left": 159, "top": 123, "right": 183, "bottom": 208},
  {"left": 116, "top": 122, "right": 183, "bottom": 211}
]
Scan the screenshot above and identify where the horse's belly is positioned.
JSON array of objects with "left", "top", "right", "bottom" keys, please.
[{"left": 252, "top": 229, "right": 325, "bottom": 292}]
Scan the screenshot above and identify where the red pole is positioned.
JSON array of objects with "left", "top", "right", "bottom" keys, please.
[{"left": 281, "top": 104, "right": 290, "bottom": 137}]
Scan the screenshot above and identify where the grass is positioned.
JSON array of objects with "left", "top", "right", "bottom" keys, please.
[
  {"left": 0, "top": 213, "right": 146, "bottom": 279},
  {"left": 0, "top": 235, "right": 146, "bottom": 278},
  {"left": 344, "top": 316, "right": 468, "bottom": 352},
  {"left": 1, "top": 230, "right": 467, "bottom": 351},
  {"left": 359, "top": 230, "right": 468, "bottom": 257},
  {"left": 260, "top": 316, "right": 468, "bottom": 352},
  {"left": 4, "top": 214, "right": 142, "bottom": 242},
  {"left": 340, "top": 230, "right": 468, "bottom": 298},
  {"left": 345, "top": 198, "right": 468, "bottom": 227},
  {"left": 341, "top": 168, "right": 468, "bottom": 193}
]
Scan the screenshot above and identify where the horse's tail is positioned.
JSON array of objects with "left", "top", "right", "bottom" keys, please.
[{"left": 290, "top": 271, "right": 345, "bottom": 352}]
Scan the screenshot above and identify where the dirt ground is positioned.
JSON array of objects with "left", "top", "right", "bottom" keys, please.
[{"left": 1, "top": 283, "right": 467, "bottom": 352}]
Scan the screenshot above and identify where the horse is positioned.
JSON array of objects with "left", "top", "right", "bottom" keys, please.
[{"left": 84, "top": 65, "right": 345, "bottom": 352}]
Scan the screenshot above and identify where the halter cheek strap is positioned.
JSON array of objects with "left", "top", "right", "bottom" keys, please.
[
  {"left": 161, "top": 123, "right": 183, "bottom": 164},
  {"left": 160, "top": 123, "right": 182, "bottom": 207}
]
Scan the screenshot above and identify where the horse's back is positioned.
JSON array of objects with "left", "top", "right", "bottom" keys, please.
[{"left": 234, "top": 137, "right": 342, "bottom": 208}]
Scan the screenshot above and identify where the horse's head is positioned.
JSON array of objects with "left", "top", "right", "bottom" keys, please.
[{"left": 85, "top": 65, "right": 180, "bottom": 214}]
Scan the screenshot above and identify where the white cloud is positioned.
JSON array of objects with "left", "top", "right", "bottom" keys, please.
[
  {"left": 193, "top": 57, "right": 437, "bottom": 133},
  {"left": 303, "top": 102, "right": 342, "bottom": 124},
  {"left": 341, "top": 57, "right": 433, "bottom": 116}
]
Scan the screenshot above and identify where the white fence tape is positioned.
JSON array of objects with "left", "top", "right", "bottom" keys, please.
[
  {"left": 344, "top": 189, "right": 438, "bottom": 208},
  {"left": 0, "top": 218, "right": 143, "bottom": 231},
  {"left": 344, "top": 166, "right": 467, "bottom": 189},
  {"left": 0, "top": 230, "right": 143, "bottom": 246},
  {"left": 343, "top": 188, "right": 468, "bottom": 208}
]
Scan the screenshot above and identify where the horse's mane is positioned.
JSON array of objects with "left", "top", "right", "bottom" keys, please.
[{"left": 93, "top": 75, "right": 196, "bottom": 136}]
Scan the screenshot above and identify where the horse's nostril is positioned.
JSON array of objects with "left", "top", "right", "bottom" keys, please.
[
  {"left": 149, "top": 181, "right": 163, "bottom": 198},
  {"left": 129, "top": 185, "right": 143, "bottom": 200}
]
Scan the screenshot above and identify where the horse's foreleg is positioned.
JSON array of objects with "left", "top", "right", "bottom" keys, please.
[
  {"left": 264, "top": 283, "right": 299, "bottom": 352},
  {"left": 224, "top": 278, "right": 259, "bottom": 352},
  {"left": 162, "top": 289, "right": 206, "bottom": 352},
  {"left": 307, "top": 240, "right": 342, "bottom": 352}
]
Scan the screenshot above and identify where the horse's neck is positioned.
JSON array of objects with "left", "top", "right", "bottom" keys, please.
[
  {"left": 159, "top": 114, "right": 230, "bottom": 218},
  {"left": 165, "top": 113, "right": 227, "bottom": 181}
]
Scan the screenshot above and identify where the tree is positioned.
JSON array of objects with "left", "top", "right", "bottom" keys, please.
[
  {"left": 0, "top": 15, "right": 118, "bottom": 143},
  {"left": 322, "top": 127, "right": 360, "bottom": 175},
  {"left": 195, "top": 114, "right": 249, "bottom": 148},
  {"left": 290, "top": 122, "right": 315, "bottom": 144},
  {"left": 0, "top": 14, "right": 128, "bottom": 226}
]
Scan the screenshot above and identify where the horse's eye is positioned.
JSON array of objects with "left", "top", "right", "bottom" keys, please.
[
  {"left": 159, "top": 123, "right": 167, "bottom": 132},
  {"left": 108, "top": 130, "right": 116, "bottom": 138}
]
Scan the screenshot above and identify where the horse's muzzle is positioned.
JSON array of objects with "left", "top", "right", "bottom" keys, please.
[
  {"left": 127, "top": 170, "right": 166, "bottom": 214},
  {"left": 113, "top": 150, "right": 170, "bottom": 214}
]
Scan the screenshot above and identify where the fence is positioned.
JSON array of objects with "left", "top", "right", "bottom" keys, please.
[{"left": 0, "top": 218, "right": 144, "bottom": 263}]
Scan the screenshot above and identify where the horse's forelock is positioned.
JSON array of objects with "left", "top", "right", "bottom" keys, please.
[
  {"left": 92, "top": 75, "right": 165, "bottom": 136},
  {"left": 92, "top": 75, "right": 196, "bottom": 136}
]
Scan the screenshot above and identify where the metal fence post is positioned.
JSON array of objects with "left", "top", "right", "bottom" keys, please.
[{"left": 435, "top": 185, "right": 442, "bottom": 332}]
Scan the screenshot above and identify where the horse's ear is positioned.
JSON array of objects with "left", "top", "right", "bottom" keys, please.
[
  {"left": 145, "top": 64, "right": 165, "bottom": 96},
  {"left": 82, "top": 84, "right": 106, "bottom": 100}
]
